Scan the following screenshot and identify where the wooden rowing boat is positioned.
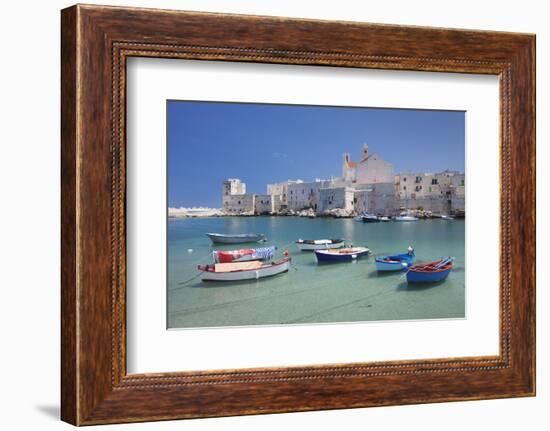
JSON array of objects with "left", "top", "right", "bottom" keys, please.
[
  {"left": 314, "top": 247, "right": 370, "bottom": 262},
  {"left": 296, "top": 238, "right": 345, "bottom": 251},
  {"left": 206, "top": 232, "right": 266, "bottom": 244},
  {"left": 406, "top": 257, "right": 454, "bottom": 283},
  {"left": 197, "top": 258, "right": 291, "bottom": 281},
  {"left": 375, "top": 248, "right": 415, "bottom": 271}
]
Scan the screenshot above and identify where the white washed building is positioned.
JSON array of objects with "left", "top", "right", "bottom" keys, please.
[
  {"left": 342, "top": 144, "right": 395, "bottom": 185},
  {"left": 353, "top": 183, "right": 396, "bottom": 215},
  {"left": 319, "top": 187, "right": 355, "bottom": 213},
  {"left": 287, "top": 179, "right": 333, "bottom": 212},
  {"left": 254, "top": 194, "right": 274, "bottom": 215},
  {"left": 394, "top": 170, "right": 465, "bottom": 214},
  {"left": 223, "top": 193, "right": 255, "bottom": 214}
]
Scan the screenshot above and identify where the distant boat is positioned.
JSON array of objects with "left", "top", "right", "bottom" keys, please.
[
  {"left": 406, "top": 257, "right": 454, "bottom": 283},
  {"left": 379, "top": 216, "right": 391, "bottom": 222},
  {"left": 394, "top": 211, "right": 419, "bottom": 222},
  {"left": 206, "top": 233, "right": 266, "bottom": 244},
  {"left": 197, "top": 258, "right": 291, "bottom": 281},
  {"left": 440, "top": 214, "right": 455, "bottom": 220},
  {"left": 296, "top": 238, "right": 345, "bottom": 251},
  {"left": 315, "top": 247, "right": 370, "bottom": 262},
  {"left": 361, "top": 213, "right": 381, "bottom": 223},
  {"left": 213, "top": 246, "right": 276, "bottom": 263},
  {"left": 375, "top": 247, "right": 415, "bottom": 271}
]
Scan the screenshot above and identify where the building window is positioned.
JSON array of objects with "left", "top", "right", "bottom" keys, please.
[
  {"left": 415, "top": 176, "right": 422, "bottom": 183},
  {"left": 461, "top": 180, "right": 465, "bottom": 186},
  {"left": 403, "top": 177, "right": 407, "bottom": 182},
  {"left": 238, "top": 200, "right": 241, "bottom": 204},
  {"left": 403, "top": 186, "right": 406, "bottom": 190},
  {"left": 429, "top": 187, "right": 432, "bottom": 193},
  {"left": 431, "top": 178, "right": 438, "bottom": 185}
]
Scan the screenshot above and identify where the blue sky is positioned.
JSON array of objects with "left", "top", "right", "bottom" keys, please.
[{"left": 168, "top": 101, "right": 465, "bottom": 208}]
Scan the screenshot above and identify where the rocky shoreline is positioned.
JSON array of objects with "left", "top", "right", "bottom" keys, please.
[{"left": 169, "top": 206, "right": 465, "bottom": 219}]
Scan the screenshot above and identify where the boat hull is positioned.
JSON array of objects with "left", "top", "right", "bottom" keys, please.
[
  {"left": 199, "top": 259, "right": 291, "bottom": 281},
  {"left": 375, "top": 259, "right": 412, "bottom": 271},
  {"left": 394, "top": 217, "right": 418, "bottom": 222},
  {"left": 406, "top": 267, "right": 452, "bottom": 283},
  {"left": 315, "top": 248, "right": 370, "bottom": 262},
  {"left": 296, "top": 240, "right": 345, "bottom": 251},
  {"left": 206, "top": 233, "right": 266, "bottom": 244},
  {"left": 406, "top": 257, "right": 454, "bottom": 283},
  {"left": 361, "top": 216, "right": 380, "bottom": 223}
]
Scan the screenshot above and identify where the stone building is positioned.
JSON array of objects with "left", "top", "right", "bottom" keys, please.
[
  {"left": 287, "top": 179, "right": 334, "bottom": 212},
  {"left": 353, "top": 183, "right": 397, "bottom": 215},
  {"left": 394, "top": 170, "right": 465, "bottom": 215},
  {"left": 254, "top": 194, "right": 275, "bottom": 215},
  {"left": 342, "top": 143, "right": 395, "bottom": 185},
  {"left": 319, "top": 187, "right": 355, "bottom": 213},
  {"left": 221, "top": 145, "right": 464, "bottom": 217}
]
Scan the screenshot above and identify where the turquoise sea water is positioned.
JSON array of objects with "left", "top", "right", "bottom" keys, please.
[{"left": 168, "top": 217, "right": 465, "bottom": 329}]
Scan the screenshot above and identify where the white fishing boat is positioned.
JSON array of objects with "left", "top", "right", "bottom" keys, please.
[
  {"left": 206, "top": 232, "right": 266, "bottom": 244},
  {"left": 197, "top": 258, "right": 291, "bottom": 281},
  {"left": 440, "top": 214, "right": 455, "bottom": 220},
  {"left": 379, "top": 216, "right": 391, "bottom": 222},
  {"left": 394, "top": 211, "right": 418, "bottom": 222},
  {"left": 296, "top": 238, "right": 345, "bottom": 251},
  {"left": 314, "top": 247, "right": 370, "bottom": 262}
]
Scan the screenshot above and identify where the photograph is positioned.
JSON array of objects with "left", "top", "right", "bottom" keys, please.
[{"left": 167, "top": 101, "right": 466, "bottom": 329}]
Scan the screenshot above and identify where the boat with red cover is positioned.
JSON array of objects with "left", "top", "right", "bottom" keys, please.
[{"left": 213, "top": 246, "right": 276, "bottom": 263}]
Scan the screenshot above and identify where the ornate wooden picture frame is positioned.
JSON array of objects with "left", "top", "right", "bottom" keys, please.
[{"left": 61, "top": 4, "right": 535, "bottom": 425}]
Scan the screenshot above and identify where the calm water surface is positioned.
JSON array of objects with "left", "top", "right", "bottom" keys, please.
[{"left": 168, "top": 216, "right": 465, "bottom": 329}]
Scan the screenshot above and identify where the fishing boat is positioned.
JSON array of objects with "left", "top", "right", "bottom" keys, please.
[
  {"left": 296, "top": 238, "right": 345, "bottom": 251},
  {"left": 375, "top": 247, "right": 415, "bottom": 271},
  {"left": 394, "top": 211, "right": 419, "bottom": 222},
  {"left": 361, "top": 213, "right": 381, "bottom": 223},
  {"left": 206, "top": 232, "right": 266, "bottom": 244},
  {"left": 315, "top": 247, "right": 370, "bottom": 262},
  {"left": 197, "top": 258, "right": 291, "bottom": 281},
  {"left": 440, "top": 214, "right": 455, "bottom": 220},
  {"left": 406, "top": 257, "right": 454, "bottom": 283},
  {"left": 379, "top": 216, "right": 391, "bottom": 222},
  {"left": 213, "top": 246, "right": 276, "bottom": 263}
]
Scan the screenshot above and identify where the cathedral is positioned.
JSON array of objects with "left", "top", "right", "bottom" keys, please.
[{"left": 342, "top": 143, "right": 394, "bottom": 185}]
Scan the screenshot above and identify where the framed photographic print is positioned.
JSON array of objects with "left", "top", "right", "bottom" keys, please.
[{"left": 61, "top": 4, "right": 535, "bottom": 425}]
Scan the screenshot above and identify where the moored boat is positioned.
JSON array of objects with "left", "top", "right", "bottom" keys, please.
[
  {"left": 379, "top": 216, "right": 391, "bottom": 222},
  {"left": 361, "top": 213, "right": 381, "bottom": 223},
  {"left": 406, "top": 257, "right": 454, "bottom": 283},
  {"left": 198, "top": 258, "right": 291, "bottom": 281},
  {"left": 206, "top": 232, "right": 266, "bottom": 244},
  {"left": 213, "top": 246, "right": 276, "bottom": 263},
  {"left": 315, "top": 247, "right": 370, "bottom": 262},
  {"left": 296, "top": 238, "right": 345, "bottom": 251},
  {"left": 440, "top": 214, "right": 455, "bottom": 220},
  {"left": 394, "top": 211, "right": 419, "bottom": 222},
  {"left": 375, "top": 247, "right": 415, "bottom": 271}
]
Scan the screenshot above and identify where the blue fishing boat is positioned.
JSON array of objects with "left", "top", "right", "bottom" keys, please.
[
  {"left": 406, "top": 257, "right": 454, "bottom": 283},
  {"left": 315, "top": 247, "right": 370, "bottom": 263},
  {"left": 375, "top": 247, "right": 415, "bottom": 271}
]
